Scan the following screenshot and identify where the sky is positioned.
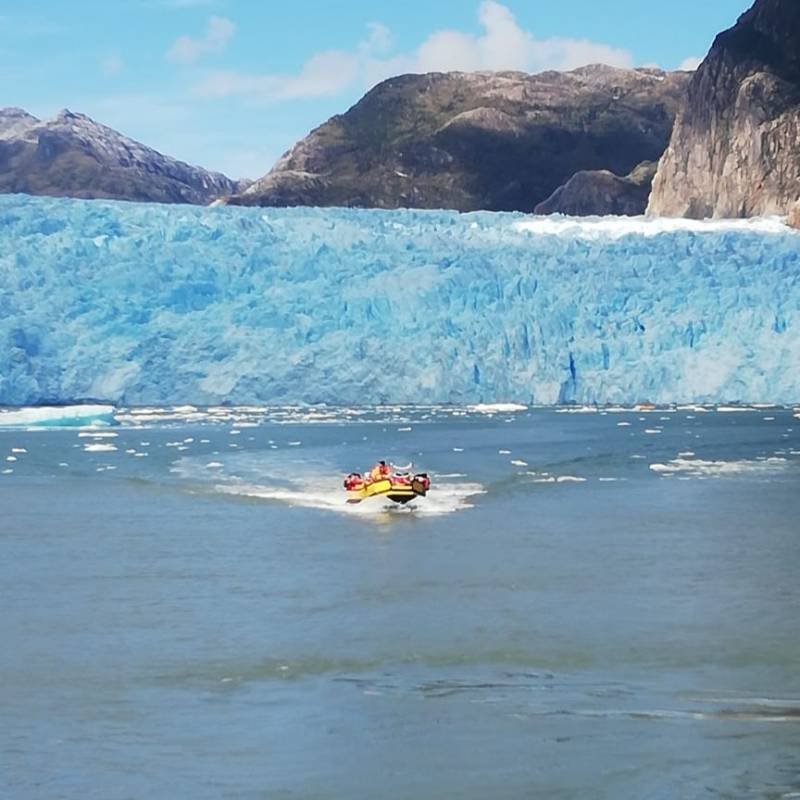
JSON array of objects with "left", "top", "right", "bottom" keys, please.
[{"left": 1, "top": 0, "right": 749, "bottom": 179}]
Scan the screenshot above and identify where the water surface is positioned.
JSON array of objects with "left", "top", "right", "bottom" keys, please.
[{"left": 2, "top": 405, "right": 799, "bottom": 799}]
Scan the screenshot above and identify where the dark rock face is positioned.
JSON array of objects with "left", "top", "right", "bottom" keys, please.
[
  {"left": 0, "top": 108, "right": 243, "bottom": 205},
  {"left": 535, "top": 160, "right": 657, "bottom": 216},
  {"left": 229, "top": 66, "right": 690, "bottom": 213},
  {"left": 649, "top": 0, "right": 800, "bottom": 217}
]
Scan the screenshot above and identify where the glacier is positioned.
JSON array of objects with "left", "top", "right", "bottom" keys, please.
[{"left": 1, "top": 193, "right": 799, "bottom": 406}]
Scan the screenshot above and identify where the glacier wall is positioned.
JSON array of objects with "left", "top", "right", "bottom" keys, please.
[{"left": 1, "top": 194, "right": 799, "bottom": 406}]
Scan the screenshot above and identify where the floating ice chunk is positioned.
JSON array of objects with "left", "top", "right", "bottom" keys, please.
[
  {"left": 397, "top": 427, "right": 412, "bottom": 432},
  {"left": 650, "top": 457, "right": 787, "bottom": 478},
  {"left": 78, "top": 431, "right": 118, "bottom": 438},
  {"left": 498, "top": 449, "right": 511, "bottom": 454},
  {"left": 11, "top": 447, "right": 26, "bottom": 453},
  {"left": 557, "top": 475, "right": 587, "bottom": 482},
  {"left": 469, "top": 403, "right": 527, "bottom": 413},
  {"left": 0, "top": 405, "right": 115, "bottom": 428},
  {"left": 6, "top": 456, "right": 16, "bottom": 462},
  {"left": 616, "top": 422, "right": 631, "bottom": 427},
  {"left": 84, "top": 443, "right": 117, "bottom": 452},
  {"left": 511, "top": 459, "right": 528, "bottom": 466},
  {"left": 452, "top": 447, "right": 464, "bottom": 452},
  {"left": 206, "top": 462, "right": 224, "bottom": 468},
  {"left": 1, "top": 469, "right": 12, "bottom": 474},
  {"left": 644, "top": 429, "right": 662, "bottom": 434}
]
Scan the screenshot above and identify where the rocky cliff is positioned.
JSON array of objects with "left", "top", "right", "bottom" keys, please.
[
  {"left": 788, "top": 200, "right": 800, "bottom": 229},
  {"left": 229, "top": 65, "right": 690, "bottom": 213},
  {"left": 535, "top": 161, "right": 657, "bottom": 216},
  {"left": 0, "top": 108, "right": 244, "bottom": 205},
  {"left": 648, "top": 0, "right": 800, "bottom": 218}
]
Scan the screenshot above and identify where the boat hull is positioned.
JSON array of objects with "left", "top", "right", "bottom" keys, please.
[{"left": 346, "top": 477, "right": 429, "bottom": 504}]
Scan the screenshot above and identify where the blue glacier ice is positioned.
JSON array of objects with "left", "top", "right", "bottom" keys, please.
[{"left": 1, "top": 194, "right": 799, "bottom": 406}]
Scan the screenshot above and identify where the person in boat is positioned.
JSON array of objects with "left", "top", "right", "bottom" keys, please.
[{"left": 368, "top": 460, "right": 392, "bottom": 482}]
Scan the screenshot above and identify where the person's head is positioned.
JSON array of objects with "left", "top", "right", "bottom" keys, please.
[{"left": 379, "top": 460, "right": 386, "bottom": 466}]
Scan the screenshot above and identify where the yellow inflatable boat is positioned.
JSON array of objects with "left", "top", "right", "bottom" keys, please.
[{"left": 343, "top": 472, "right": 430, "bottom": 504}]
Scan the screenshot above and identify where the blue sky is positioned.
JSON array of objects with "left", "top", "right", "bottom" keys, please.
[{"left": 1, "top": 0, "right": 748, "bottom": 179}]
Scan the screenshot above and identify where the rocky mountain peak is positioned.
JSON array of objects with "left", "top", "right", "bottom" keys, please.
[
  {"left": 0, "top": 106, "right": 242, "bottom": 204},
  {"left": 0, "top": 107, "right": 40, "bottom": 139},
  {"left": 648, "top": 0, "right": 800, "bottom": 218},
  {"left": 229, "top": 65, "right": 690, "bottom": 212}
]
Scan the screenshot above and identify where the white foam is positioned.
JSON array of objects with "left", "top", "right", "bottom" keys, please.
[
  {"left": 513, "top": 214, "right": 791, "bottom": 240},
  {"left": 216, "top": 478, "right": 484, "bottom": 517},
  {"left": 650, "top": 456, "right": 788, "bottom": 478}
]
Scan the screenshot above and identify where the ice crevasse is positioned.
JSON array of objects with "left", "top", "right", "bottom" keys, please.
[{"left": 1, "top": 194, "right": 799, "bottom": 406}]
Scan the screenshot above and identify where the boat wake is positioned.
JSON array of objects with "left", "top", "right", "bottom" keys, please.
[
  {"left": 171, "top": 453, "right": 484, "bottom": 516},
  {"left": 214, "top": 479, "right": 485, "bottom": 517}
]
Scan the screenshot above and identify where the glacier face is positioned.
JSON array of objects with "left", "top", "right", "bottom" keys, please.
[{"left": 1, "top": 194, "right": 799, "bottom": 406}]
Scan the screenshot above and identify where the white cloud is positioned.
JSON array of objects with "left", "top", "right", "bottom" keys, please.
[
  {"left": 193, "top": 2, "right": 634, "bottom": 103},
  {"left": 196, "top": 50, "right": 360, "bottom": 101},
  {"left": 167, "top": 15, "right": 234, "bottom": 64},
  {"left": 678, "top": 55, "right": 703, "bottom": 71},
  {"left": 101, "top": 55, "right": 123, "bottom": 76}
]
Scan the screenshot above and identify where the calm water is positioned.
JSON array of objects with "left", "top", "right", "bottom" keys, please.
[{"left": 2, "top": 405, "right": 799, "bottom": 799}]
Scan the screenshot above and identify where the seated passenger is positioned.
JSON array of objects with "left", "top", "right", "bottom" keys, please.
[{"left": 369, "top": 460, "right": 392, "bottom": 481}]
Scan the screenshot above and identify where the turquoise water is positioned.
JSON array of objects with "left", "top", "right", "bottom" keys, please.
[{"left": 2, "top": 405, "right": 799, "bottom": 799}]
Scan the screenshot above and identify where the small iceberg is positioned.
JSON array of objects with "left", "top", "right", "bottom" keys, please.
[{"left": 0, "top": 404, "right": 116, "bottom": 428}]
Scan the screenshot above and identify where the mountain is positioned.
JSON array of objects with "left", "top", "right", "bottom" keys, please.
[
  {"left": 534, "top": 161, "right": 657, "bottom": 216},
  {"left": 227, "top": 65, "right": 690, "bottom": 213},
  {"left": 648, "top": 0, "right": 800, "bottom": 218},
  {"left": 0, "top": 108, "right": 245, "bottom": 205}
]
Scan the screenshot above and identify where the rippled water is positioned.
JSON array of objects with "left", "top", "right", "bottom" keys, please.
[{"left": 2, "top": 405, "right": 800, "bottom": 799}]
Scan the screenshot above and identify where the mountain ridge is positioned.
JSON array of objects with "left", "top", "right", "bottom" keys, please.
[
  {"left": 226, "top": 65, "right": 690, "bottom": 213},
  {"left": 0, "top": 107, "right": 246, "bottom": 205}
]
